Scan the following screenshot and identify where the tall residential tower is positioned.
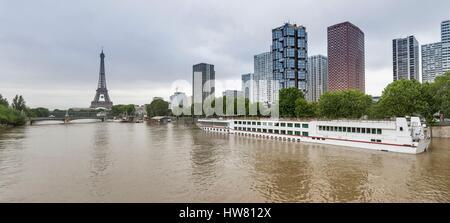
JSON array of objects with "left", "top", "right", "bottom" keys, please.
[
  {"left": 393, "top": 36, "right": 420, "bottom": 81},
  {"left": 422, "top": 42, "right": 442, "bottom": 83},
  {"left": 327, "top": 22, "right": 365, "bottom": 92},
  {"left": 272, "top": 23, "right": 308, "bottom": 95},
  {"left": 442, "top": 20, "right": 450, "bottom": 73},
  {"left": 254, "top": 52, "right": 273, "bottom": 104},
  {"left": 307, "top": 55, "right": 328, "bottom": 102}
]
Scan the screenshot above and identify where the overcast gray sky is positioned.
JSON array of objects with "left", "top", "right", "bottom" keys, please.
[{"left": 0, "top": 0, "right": 449, "bottom": 109}]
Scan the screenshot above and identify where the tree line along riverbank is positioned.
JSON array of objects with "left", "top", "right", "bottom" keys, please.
[{"left": 2, "top": 72, "right": 450, "bottom": 128}]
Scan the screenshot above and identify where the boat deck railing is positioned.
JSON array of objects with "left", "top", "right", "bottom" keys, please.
[{"left": 198, "top": 116, "right": 398, "bottom": 124}]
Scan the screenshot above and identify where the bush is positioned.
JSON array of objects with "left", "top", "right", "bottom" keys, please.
[{"left": 0, "top": 105, "right": 26, "bottom": 126}]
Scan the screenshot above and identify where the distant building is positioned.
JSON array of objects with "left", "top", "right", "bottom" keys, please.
[
  {"left": 307, "top": 55, "right": 328, "bottom": 102},
  {"left": 169, "top": 92, "right": 187, "bottom": 109},
  {"left": 372, "top": 96, "right": 381, "bottom": 103},
  {"left": 222, "top": 90, "right": 244, "bottom": 99},
  {"left": 328, "top": 21, "right": 365, "bottom": 92},
  {"left": 241, "top": 73, "right": 257, "bottom": 103},
  {"left": 393, "top": 36, "right": 419, "bottom": 81},
  {"left": 192, "top": 63, "right": 215, "bottom": 114},
  {"left": 442, "top": 20, "right": 450, "bottom": 73},
  {"left": 272, "top": 23, "right": 308, "bottom": 93},
  {"left": 254, "top": 52, "right": 273, "bottom": 104},
  {"left": 135, "top": 105, "right": 147, "bottom": 118},
  {"left": 422, "top": 42, "right": 442, "bottom": 83}
]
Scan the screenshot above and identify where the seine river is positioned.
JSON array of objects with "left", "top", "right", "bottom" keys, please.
[{"left": 1, "top": 121, "right": 450, "bottom": 202}]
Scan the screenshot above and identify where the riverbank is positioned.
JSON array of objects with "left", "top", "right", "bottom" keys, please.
[{"left": 432, "top": 125, "right": 450, "bottom": 138}]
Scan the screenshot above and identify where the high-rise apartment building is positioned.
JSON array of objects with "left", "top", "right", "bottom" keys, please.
[
  {"left": 327, "top": 22, "right": 365, "bottom": 92},
  {"left": 422, "top": 42, "right": 442, "bottom": 83},
  {"left": 307, "top": 55, "right": 328, "bottom": 102},
  {"left": 272, "top": 23, "right": 308, "bottom": 95},
  {"left": 393, "top": 36, "right": 420, "bottom": 81},
  {"left": 254, "top": 52, "right": 273, "bottom": 104},
  {"left": 442, "top": 20, "right": 450, "bottom": 73},
  {"left": 241, "top": 73, "right": 257, "bottom": 103},
  {"left": 192, "top": 63, "right": 215, "bottom": 113}
]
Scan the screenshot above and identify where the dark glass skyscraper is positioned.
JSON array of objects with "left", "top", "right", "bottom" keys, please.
[
  {"left": 272, "top": 23, "right": 308, "bottom": 95},
  {"left": 327, "top": 22, "right": 365, "bottom": 93},
  {"left": 192, "top": 63, "right": 215, "bottom": 114}
]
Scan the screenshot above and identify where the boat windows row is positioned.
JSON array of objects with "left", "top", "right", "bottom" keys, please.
[
  {"left": 234, "top": 121, "right": 308, "bottom": 129},
  {"left": 234, "top": 127, "right": 309, "bottom": 136},
  {"left": 318, "top": 125, "right": 382, "bottom": 134}
]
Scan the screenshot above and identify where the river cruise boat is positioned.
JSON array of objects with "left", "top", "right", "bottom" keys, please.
[{"left": 197, "top": 117, "right": 431, "bottom": 154}]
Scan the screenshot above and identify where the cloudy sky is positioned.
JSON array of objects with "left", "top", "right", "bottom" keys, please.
[{"left": 0, "top": 0, "right": 449, "bottom": 109}]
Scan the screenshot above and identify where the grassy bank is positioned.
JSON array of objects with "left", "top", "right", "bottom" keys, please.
[{"left": 0, "top": 105, "right": 26, "bottom": 127}]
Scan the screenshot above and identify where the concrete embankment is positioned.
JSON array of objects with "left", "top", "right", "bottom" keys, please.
[{"left": 432, "top": 126, "right": 450, "bottom": 138}]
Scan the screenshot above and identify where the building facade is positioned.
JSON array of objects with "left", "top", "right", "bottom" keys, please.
[
  {"left": 222, "top": 90, "right": 244, "bottom": 99},
  {"left": 272, "top": 23, "right": 308, "bottom": 95},
  {"left": 192, "top": 63, "right": 215, "bottom": 114},
  {"left": 307, "top": 55, "right": 328, "bottom": 102},
  {"left": 170, "top": 92, "right": 188, "bottom": 109},
  {"left": 442, "top": 20, "right": 450, "bottom": 73},
  {"left": 327, "top": 22, "right": 365, "bottom": 92},
  {"left": 393, "top": 36, "right": 419, "bottom": 81},
  {"left": 422, "top": 42, "right": 442, "bottom": 83},
  {"left": 254, "top": 52, "right": 273, "bottom": 104},
  {"left": 241, "top": 73, "right": 257, "bottom": 103}
]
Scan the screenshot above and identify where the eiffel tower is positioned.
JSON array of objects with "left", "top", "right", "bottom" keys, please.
[{"left": 90, "top": 49, "right": 113, "bottom": 109}]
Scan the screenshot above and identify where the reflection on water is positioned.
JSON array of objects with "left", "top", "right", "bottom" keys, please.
[{"left": 1, "top": 122, "right": 450, "bottom": 202}]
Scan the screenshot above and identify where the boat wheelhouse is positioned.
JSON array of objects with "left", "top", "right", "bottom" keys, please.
[{"left": 197, "top": 117, "right": 431, "bottom": 154}]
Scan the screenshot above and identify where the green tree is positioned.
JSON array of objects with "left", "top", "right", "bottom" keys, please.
[
  {"left": 27, "top": 107, "right": 50, "bottom": 117},
  {"left": 279, "top": 88, "right": 304, "bottom": 118},
  {"left": 318, "top": 90, "right": 372, "bottom": 119},
  {"left": 295, "top": 98, "right": 317, "bottom": 118},
  {"left": 0, "top": 94, "right": 8, "bottom": 107},
  {"left": 429, "top": 72, "right": 450, "bottom": 118},
  {"left": 111, "top": 104, "right": 136, "bottom": 117},
  {"left": 377, "top": 80, "right": 427, "bottom": 117},
  {"left": 146, "top": 98, "right": 169, "bottom": 118},
  {"left": 11, "top": 95, "right": 26, "bottom": 111},
  {"left": 0, "top": 105, "right": 26, "bottom": 126}
]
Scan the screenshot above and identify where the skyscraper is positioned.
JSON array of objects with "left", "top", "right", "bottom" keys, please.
[
  {"left": 307, "top": 55, "right": 328, "bottom": 102},
  {"left": 254, "top": 52, "right": 273, "bottom": 104},
  {"left": 442, "top": 20, "right": 450, "bottom": 73},
  {"left": 272, "top": 23, "right": 308, "bottom": 94},
  {"left": 327, "top": 22, "right": 365, "bottom": 92},
  {"left": 192, "top": 63, "right": 215, "bottom": 114},
  {"left": 422, "top": 42, "right": 442, "bottom": 83},
  {"left": 393, "top": 36, "right": 419, "bottom": 81}
]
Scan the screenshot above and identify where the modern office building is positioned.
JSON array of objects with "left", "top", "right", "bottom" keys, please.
[
  {"left": 254, "top": 52, "right": 273, "bottom": 104},
  {"left": 241, "top": 73, "right": 257, "bottom": 103},
  {"left": 327, "top": 21, "right": 365, "bottom": 92},
  {"left": 307, "top": 55, "right": 328, "bottom": 102},
  {"left": 222, "top": 90, "right": 244, "bottom": 99},
  {"left": 422, "top": 42, "right": 442, "bottom": 83},
  {"left": 272, "top": 23, "right": 308, "bottom": 95},
  {"left": 442, "top": 20, "right": 450, "bottom": 73},
  {"left": 192, "top": 63, "right": 215, "bottom": 113},
  {"left": 393, "top": 36, "right": 420, "bottom": 81}
]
